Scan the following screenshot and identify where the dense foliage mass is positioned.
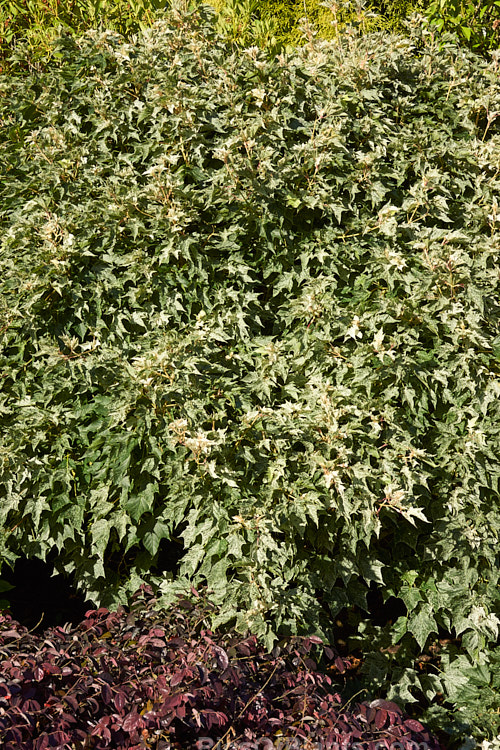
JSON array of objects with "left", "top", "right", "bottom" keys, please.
[
  {"left": 0, "top": 584, "right": 443, "bottom": 750},
  {"left": 0, "top": 3, "right": 499, "bottom": 744}
]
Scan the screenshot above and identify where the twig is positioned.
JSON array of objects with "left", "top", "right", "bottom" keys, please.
[{"left": 212, "top": 660, "right": 281, "bottom": 750}]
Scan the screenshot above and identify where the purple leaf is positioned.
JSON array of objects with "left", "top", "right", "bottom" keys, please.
[
  {"left": 35, "top": 734, "right": 49, "bottom": 750},
  {"left": 101, "top": 683, "right": 112, "bottom": 705},
  {"left": 176, "top": 704, "right": 186, "bottom": 720},
  {"left": 86, "top": 697, "right": 100, "bottom": 714},
  {"left": 334, "top": 656, "right": 346, "bottom": 673},
  {"left": 405, "top": 719, "right": 425, "bottom": 732},
  {"left": 197, "top": 665, "right": 209, "bottom": 684},
  {"left": 237, "top": 643, "right": 251, "bottom": 656},
  {"left": 167, "top": 637, "right": 186, "bottom": 647},
  {"left": 114, "top": 690, "right": 127, "bottom": 713},
  {"left": 0, "top": 630, "right": 22, "bottom": 639},
  {"left": 60, "top": 712, "right": 78, "bottom": 726},
  {"left": 49, "top": 731, "right": 71, "bottom": 744},
  {"left": 150, "top": 637, "right": 167, "bottom": 648},
  {"left": 160, "top": 694, "right": 183, "bottom": 711},
  {"left": 0, "top": 684, "right": 12, "bottom": 699},
  {"left": 64, "top": 695, "right": 79, "bottom": 712},
  {"left": 212, "top": 645, "right": 229, "bottom": 671},
  {"left": 123, "top": 710, "right": 144, "bottom": 733},
  {"left": 170, "top": 669, "right": 187, "bottom": 687},
  {"left": 91, "top": 716, "right": 111, "bottom": 735},
  {"left": 146, "top": 627, "right": 161, "bottom": 637},
  {"left": 4, "top": 726, "right": 23, "bottom": 743},
  {"left": 369, "top": 699, "right": 403, "bottom": 714},
  {"left": 42, "top": 662, "right": 61, "bottom": 675}
]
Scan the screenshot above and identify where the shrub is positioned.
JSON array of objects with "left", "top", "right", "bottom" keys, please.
[
  {"left": 0, "top": 4, "right": 499, "bottom": 743},
  {"left": 0, "top": 584, "right": 443, "bottom": 749}
]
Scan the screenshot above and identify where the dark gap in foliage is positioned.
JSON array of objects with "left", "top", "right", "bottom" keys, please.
[
  {"left": 0, "top": 555, "right": 92, "bottom": 634},
  {"left": 150, "top": 533, "right": 186, "bottom": 578},
  {"left": 366, "top": 582, "right": 407, "bottom": 627},
  {"left": 472, "top": 106, "right": 500, "bottom": 141},
  {"left": 101, "top": 517, "right": 188, "bottom": 584},
  {"left": 327, "top": 605, "right": 362, "bottom": 657}
]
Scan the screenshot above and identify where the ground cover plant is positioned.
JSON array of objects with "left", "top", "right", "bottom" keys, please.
[
  {"left": 0, "top": 584, "right": 444, "bottom": 749},
  {"left": 0, "top": 2, "right": 499, "bottom": 745}
]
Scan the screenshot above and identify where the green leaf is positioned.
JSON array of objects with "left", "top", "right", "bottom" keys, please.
[
  {"left": 90, "top": 517, "right": 111, "bottom": 559},
  {"left": 408, "top": 604, "right": 438, "bottom": 650},
  {"left": 399, "top": 585, "right": 424, "bottom": 613},
  {"left": 142, "top": 519, "right": 171, "bottom": 557},
  {"left": 123, "top": 482, "right": 158, "bottom": 522}
]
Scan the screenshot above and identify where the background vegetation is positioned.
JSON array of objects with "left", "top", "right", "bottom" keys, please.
[{"left": 1, "top": 0, "right": 499, "bottom": 67}]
